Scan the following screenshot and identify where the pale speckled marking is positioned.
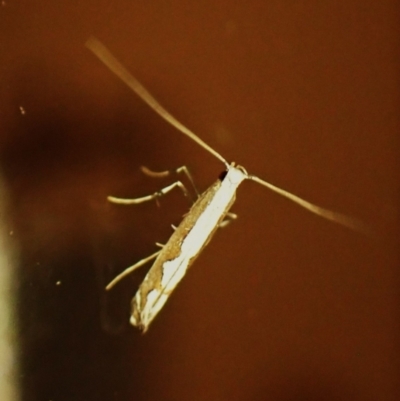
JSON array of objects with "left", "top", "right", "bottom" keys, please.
[{"left": 129, "top": 167, "right": 246, "bottom": 331}]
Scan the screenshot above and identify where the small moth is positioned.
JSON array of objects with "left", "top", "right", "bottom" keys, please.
[{"left": 86, "top": 37, "right": 369, "bottom": 332}]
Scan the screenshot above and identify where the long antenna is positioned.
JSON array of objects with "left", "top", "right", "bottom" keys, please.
[
  {"left": 250, "top": 175, "right": 372, "bottom": 235},
  {"left": 85, "top": 37, "right": 227, "bottom": 166},
  {"left": 86, "top": 37, "right": 371, "bottom": 236}
]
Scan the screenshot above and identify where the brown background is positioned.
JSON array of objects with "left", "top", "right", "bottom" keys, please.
[{"left": 1, "top": 1, "right": 399, "bottom": 400}]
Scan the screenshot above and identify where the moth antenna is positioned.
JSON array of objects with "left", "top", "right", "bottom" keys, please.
[
  {"left": 85, "top": 36, "right": 228, "bottom": 166},
  {"left": 249, "top": 175, "right": 372, "bottom": 236}
]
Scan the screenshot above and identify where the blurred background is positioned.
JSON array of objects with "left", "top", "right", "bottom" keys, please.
[{"left": 0, "top": 1, "right": 399, "bottom": 400}]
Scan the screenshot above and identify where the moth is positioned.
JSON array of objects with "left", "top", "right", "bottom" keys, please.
[{"left": 86, "top": 37, "right": 369, "bottom": 332}]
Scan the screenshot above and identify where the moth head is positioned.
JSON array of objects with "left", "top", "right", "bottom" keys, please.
[{"left": 224, "top": 164, "right": 248, "bottom": 185}]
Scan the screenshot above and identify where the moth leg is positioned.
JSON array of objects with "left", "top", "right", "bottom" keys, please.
[
  {"left": 219, "top": 212, "right": 237, "bottom": 228},
  {"left": 175, "top": 166, "right": 199, "bottom": 197},
  {"left": 142, "top": 165, "right": 199, "bottom": 198},
  {"left": 107, "top": 180, "right": 190, "bottom": 205},
  {"left": 106, "top": 250, "right": 161, "bottom": 290}
]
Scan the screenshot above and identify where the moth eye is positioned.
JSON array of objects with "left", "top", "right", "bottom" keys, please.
[{"left": 218, "top": 170, "right": 228, "bottom": 181}]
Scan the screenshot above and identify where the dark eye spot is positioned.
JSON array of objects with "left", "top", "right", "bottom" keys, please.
[{"left": 218, "top": 170, "right": 228, "bottom": 181}]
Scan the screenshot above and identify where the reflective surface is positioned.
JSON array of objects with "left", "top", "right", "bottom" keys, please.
[{"left": 1, "top": 1, "right": 399, "bottom": 400}]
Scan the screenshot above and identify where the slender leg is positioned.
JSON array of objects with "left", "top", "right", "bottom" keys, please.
[
  {"left": 107, "top": 165, "right": 200, "bottom": 206},
  {"left": 141, "top": 165, "right": 199, "bottom": 197},
  {"left": 219, "top": 212, "right": 238, "bottom": 228},
  {"left": 107, "top": 180, "right": 190, "bottom": 205},
  {"left": 106, "top": 250, "right": 161, "bottom": 290},
  {"left": 175, "top": 166, "right": 199, "bottom": 197}
]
